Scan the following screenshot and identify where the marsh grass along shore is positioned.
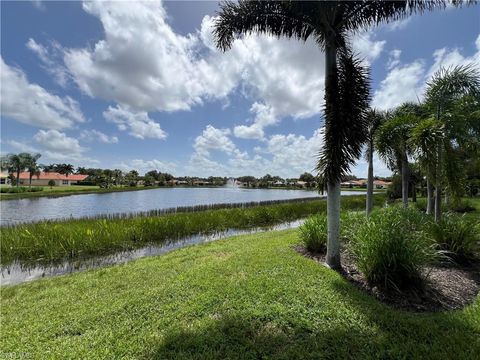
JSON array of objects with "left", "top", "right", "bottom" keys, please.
[{"left": 1, "top": 195, "right": 384, "bottom": 266}]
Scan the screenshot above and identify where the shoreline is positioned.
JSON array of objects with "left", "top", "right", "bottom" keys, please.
[{"left": 0, "top": 184, "right": 373, "bottom": 201}]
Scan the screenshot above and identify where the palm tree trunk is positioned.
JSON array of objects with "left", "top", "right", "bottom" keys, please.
[
  {"left": 426, "top": 178, "right": 433, "bottom": 215},
  {"left": 327, "top": 181, "right": 341, "bottom": 269},
  {"left": 29, "top": 174, "right": 32, "bottom": 187},
  {"left": 401, "top": 155, "right": 409, "bottom": 208},
  {"left": 16, "top": 169, "right": 20, "bottom": 187},
  {"left": 434, "top": 186, "right": 442, "bottom": 222},
  {"left": 434, "top": 141, "right": 442, "bottom": 222},
  {"left": 366, "top": 141, "right": 374, "bottom": 215},
  {"left": 324, "top": 39, "right": 341, "bottom": 270},
  {"left": 412, "top": 181, "right": 416, "bottom": 202}
]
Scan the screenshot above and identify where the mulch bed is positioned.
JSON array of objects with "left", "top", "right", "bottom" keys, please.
[{"left": 294, "top": 245, "right": 480, "bottom": 312}]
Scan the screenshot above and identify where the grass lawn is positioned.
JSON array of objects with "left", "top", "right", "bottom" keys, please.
[{"left": 1, "top": 229, "right": 479, "bottom": 359}]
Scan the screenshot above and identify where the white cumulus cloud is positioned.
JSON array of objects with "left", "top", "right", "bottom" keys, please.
[
  {"left": 103, "top": 105, "right": 167, "bottom": 140},
  {"left": 1, "top": 57, "right": 85, "bottom": 130},
  {"left": 80, "top": 129, "right": 118, "bottom": 144}
]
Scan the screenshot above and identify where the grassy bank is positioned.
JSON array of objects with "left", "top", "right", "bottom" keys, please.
[
  {"left": 1, "top": 229, "right": 479, "bottom": 359},
  {"left": 0, "top": 195, "right": 384, "bottom": 266}
]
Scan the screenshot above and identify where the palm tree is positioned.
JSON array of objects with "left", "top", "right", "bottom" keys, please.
[
  {"left": 365, "top": 109, "right": 385, "bottom": 215},
  {"left": 0, "top": 153, "right": 31, "bottom": 187},
  {"left": 25, "top": 153, "right": 42, "bottom": 187},
  {"left": 408, "top": 117, "right": 443, "bottom": 214},
  {"left": 55, "top": 163, "right": 75, "bottom": 178},
  {"left": 424, "top": 65, "right": 480, "bottom": 221},
  {"left": 214, "top": 0, "right": 463, "bottom": 270},
  {"left": 376, "top": 103, "right": 422, "bottom": 208}
]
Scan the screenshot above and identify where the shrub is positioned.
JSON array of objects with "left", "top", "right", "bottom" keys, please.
[
  {"left": 350, "top": 207, "right": 439, "bottom": 290},
  {"left": 448, "top": 199, "right": 476, "bottom": 213},
  {"left": 48, "top": 180, "right": 56, "bottom": 188},
  {"left": 299, "top": 214, "right": 327, "bottom": 253},
  {"left": 429, "top": 213, "right": 478, "bottom": 261},
  {"left": 340, "top": 211, "right": 364, "bottom": 243}
]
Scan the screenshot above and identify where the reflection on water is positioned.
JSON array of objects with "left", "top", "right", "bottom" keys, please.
[{"left": 1, "top": 220, "right": 304, "bottom": 286}]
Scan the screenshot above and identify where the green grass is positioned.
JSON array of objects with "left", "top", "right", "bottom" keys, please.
[
  {"left": 1, "top": 195, "right": 384, "bottom": 266},
  {"left": 1, "top": 229, "right": 479, "bottom": 359}
]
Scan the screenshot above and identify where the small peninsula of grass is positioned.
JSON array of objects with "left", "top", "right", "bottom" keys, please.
[
  {"left": 1, "top": 195, "right": 384, "bottom": 266},
  {"left": 1, "top": 229, "right": 479, "bottom": 359}
]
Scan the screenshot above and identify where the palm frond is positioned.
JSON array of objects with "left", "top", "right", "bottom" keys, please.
[
  {"left": 214, "top": 1, "right": 317, "bottom": 51},
  {"left": 317, "top": 48, "right": 370, "bottom": 183},
  {"left": 339, "top": 0, "right": 467, "bottom": 33},
  {"left": 426, "top": 64, "right": 480, "bottom": 108}
]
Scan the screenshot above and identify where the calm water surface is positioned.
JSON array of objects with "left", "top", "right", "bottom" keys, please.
[{"left": 0, "top": 187, "right": 365, "bottom": 225}]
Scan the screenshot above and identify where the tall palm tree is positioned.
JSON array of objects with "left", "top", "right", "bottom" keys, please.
[
  {"left": 424, "top": 65, "right": 480, "bottom": 221},
  {"left": 214, "top": 0, "right": 463, "bottom": 270},
  {"left": 365, "top": 109, "right": 385, "bottom": 215}
]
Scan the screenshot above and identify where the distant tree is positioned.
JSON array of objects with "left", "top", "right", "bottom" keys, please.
[
  {"left": 145, "top": 170, "right": 159, "bottom": 180},
  {"left": 76, "top": 167, "right": 87, "bottom": 174},
  {"left": 237, "top": 176, "right": 256, "bottom": 187},
  {"left": 143, "top": 175, "right": 155, "bottom": 187},
  {"left": 365, "top": 109, "right": 386, "bottom": 215},
  {"left": 125, "top": 170, "right": 139, "bottom": 187},
  {"left": 158, "top": 174, "right": 166, "bottom": 186},
  {"left": 42, "top": 164, "right": 56, "bottom": 173},
  {"left": 55, "top": 163, "right": 75, "bottom": 178},
  {"left": 299, "top": 172, "right": 315, "bottom": 187},
  {"left": 112, "top": 169, "right": 124, "bottom": 186},
  {"left": 1, "top": 153, "right": 32, "bottom": 187},
  {"left": 48, "top": 179, "right": 56, "bottom": 188},
  {"left": 25, "top": 153, "right": 42, "bottom": 187}
]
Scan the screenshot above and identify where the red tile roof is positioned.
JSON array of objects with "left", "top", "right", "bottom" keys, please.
[
  {"left": 18, "top": 172, "right": 88, "bottom": 181},
  {"left": 373, "top": 180, "right": 391, "bottom": 185}
]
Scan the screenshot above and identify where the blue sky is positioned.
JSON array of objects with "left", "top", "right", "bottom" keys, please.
[{"left": 1, "top": 1, "right": 479, "bottom": 178}]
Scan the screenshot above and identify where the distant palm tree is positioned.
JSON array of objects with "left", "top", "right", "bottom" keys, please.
[
  {"left": 1, "top": 153, "right": 31, "bottom": 187},
  {"left": 56, "top": 163, "right": 75, "bottom": 178},
  {"left": 365, "top": 109, "right": 386, "bottom": 215},
  {"left": 214, "top": 0, "right": 463, "bottom": 270},
  {"left": 25, "top": 153, "right": 42, "bottom": 187},
  {"left": 424, "top": 65, "right": 480, "bottom": 221}
]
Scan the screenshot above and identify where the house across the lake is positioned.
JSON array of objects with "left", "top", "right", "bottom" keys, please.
[
  {"left": 5, "top": 172, "right": 89, "bottom": 186},
  {"left": 341, "top": 179, "right": 391, "bottom": 189}
]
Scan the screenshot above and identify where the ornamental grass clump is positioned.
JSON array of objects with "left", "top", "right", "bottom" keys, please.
[
  {"left": 299, "top": 215, "right": 327, "bottom": 253},
  {"left": 429, "top": 213, "right": 479, "bottom": 262},
  {"left": 350, "top": 207, "right": 440, "bottom": 290}
]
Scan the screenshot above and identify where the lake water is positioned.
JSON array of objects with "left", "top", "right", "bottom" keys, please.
[{"left": 0, "top": 187, "right": 366, "bottom": 225}]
